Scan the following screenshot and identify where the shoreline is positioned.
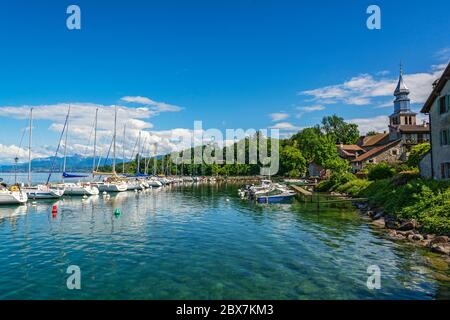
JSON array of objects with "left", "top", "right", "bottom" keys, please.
[{"left": 346, "top": 197, "right": 450, "bottom": 260}]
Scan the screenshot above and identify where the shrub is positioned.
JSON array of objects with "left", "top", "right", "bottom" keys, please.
[{"left": 367, "top": 163, "right": 395, "bottom": 181}]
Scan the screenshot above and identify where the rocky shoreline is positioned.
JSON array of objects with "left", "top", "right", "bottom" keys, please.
[{"left": 351, "top": 200, "right": 450, "bottom": 259}]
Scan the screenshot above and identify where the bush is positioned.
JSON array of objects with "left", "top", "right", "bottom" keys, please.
[
  {"left": 407, "top": 143, "right": 431, "bottom": 167},
  {"left": 367, "top": 163, "right": 395, "bottom": 181},
  {"left": 336, "top": 179, "right": 372, "bottom": 196}
]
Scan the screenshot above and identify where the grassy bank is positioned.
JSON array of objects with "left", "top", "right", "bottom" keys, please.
[{"left": 317, "top": 172, "right": 450, "bottom": 235}]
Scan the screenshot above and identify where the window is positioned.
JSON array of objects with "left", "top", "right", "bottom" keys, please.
[
  {"left": 438, "top": 95, "right": 449, "bottom": 114},
  {"left": 441, "top": 163, "right": 450, "bottom": 179},
  {"left": 440, "top": 128, "right": 449, "bottom": 146}
]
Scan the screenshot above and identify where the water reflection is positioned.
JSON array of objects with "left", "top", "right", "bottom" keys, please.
[{"left": 0, "top": 184, "right": 449, "bottom": 300}]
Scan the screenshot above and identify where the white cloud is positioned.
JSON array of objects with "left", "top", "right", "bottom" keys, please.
[
  {"left": 297, "top": 105, "right": 325, "bottom": 112},
  {"left": 296, "top": 105, "right": 325, "bottom": 118},
  {"left": 435, "top": 47, "right": 450, "bottom": 62},
  {"left": 299, "top": 64, "right": 446, "bottom": 107},
  {"left": 121, "top": 96, "right": 183, "bottom": 112},
  {"left": 269, "top": 122, "right": 300, "bottom": 131},
  {"left": 269, "top": 112, "right": 289, "bottom": 122},
  {"left": 0, "top": 101, "right": 188, "bottom": 163},
  {"left": 346, "top": 116, "right": 389, "bottom": 135}
]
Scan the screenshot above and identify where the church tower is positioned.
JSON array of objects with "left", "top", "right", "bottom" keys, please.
[{"left": 389, "top": 64, "right": 417, "bottom": 129}]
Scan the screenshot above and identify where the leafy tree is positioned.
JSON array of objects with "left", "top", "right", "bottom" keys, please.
[
  {"left": 321, "top": 115, "right": 360, "bottom": 144},
  {"left": 280, "top": 145, "right": 307, "bottom": 177}
]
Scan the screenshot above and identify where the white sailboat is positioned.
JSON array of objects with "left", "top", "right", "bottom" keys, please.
[
  {"left": 24, "top": 108, "right": 65, "bottom": 200},
  {"left": 58, "top": 106, "right": 99, "bottom": 196},
  {"left": 93, "top": 106, "right": 128, "bottom": 193},
  {"left": 0, "top": 185, "right": 28, "bottom": 205}
]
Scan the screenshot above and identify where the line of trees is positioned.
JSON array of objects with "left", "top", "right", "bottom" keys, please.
[{"left": 104, "top": 115, "right": 360, "bottom": 178}]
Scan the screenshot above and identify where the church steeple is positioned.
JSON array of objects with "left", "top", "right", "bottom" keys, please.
[{"left": 393, "top": 63, "right": 411, "bottom": 113}]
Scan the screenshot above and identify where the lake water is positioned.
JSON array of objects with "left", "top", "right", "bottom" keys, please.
[{"left": 0, "top": 180, "right": 450, "bottom": 300}]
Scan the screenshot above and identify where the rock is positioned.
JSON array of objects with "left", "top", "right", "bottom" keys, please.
[
  {"left": 429, "top": 236, "right": 449, "bottom": 246},
  {"left": 385, "top": 216, "right": 400, "bottom": 229},
  {"left": 412, "top": 234, "right": 424, "bottom": 241},
  {"left": 372, "top": 217, "right": 385, "bottom": 228},
  {"left": 372, "top": 210, "right": 385, "bottom": 220},
  {"left": 431, "top": 243, "right": 450, "bottom": 255},
  {"left": 367, "top": 210, "right": 374, "bottom": 217},
  {"left": 397, "top": 219, "right": 417, "bottom": 231}
]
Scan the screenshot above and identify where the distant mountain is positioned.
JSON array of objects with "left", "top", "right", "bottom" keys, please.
[{"left": 0, "top": 155, "right": 126, "bottom": 172}]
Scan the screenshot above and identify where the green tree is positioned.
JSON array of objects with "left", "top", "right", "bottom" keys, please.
[
  {"left": 321, "top": 115, "right": 360, "bottom": 144},
  {"left": 280, "top": 145, "right": 307, "bottom": 177}
]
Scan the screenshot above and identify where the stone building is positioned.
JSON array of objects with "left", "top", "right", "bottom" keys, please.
[
  {"left": 388, "top": 65, "right": 430, "bottom": 157},
  {"left": 350, "top": 140, "right": 402, "bottom": 172},
  {"left": 341, "top": 66, "right": 430, "bottom": 172},
  {"left": 420, "top": 62, "right": 450, "bottom": 180}
]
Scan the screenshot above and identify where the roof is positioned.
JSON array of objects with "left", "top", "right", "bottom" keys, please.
[
  {"left": 394, "top": 68, "right": 410, "bottom": 96},
  {"left": 396, "top": 125, "right": 430, "bottom": 133},
  {"left": 358, "top": 133, "right": 389, "bottom": 148},
  {"left": 337, "top": 145, "right": 365, "bottom": 151},
  {"left": 351, "top": 139, "right": 401, "bottom": 163},
  {"left": 421, "top": 62, "right": 450, "bottom": 113}
]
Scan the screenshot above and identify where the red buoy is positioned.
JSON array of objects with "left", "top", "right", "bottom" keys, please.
[{"left": 52, "top": 205, "right": 58, "bottom": 218}]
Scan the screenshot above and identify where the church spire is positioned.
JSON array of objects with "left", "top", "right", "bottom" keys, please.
[
  {"left": 393, "top": 62, "right": 411, "bottom": 113},
  {"left": 394, "top": 62, "right": 410, "bottom": 96}
]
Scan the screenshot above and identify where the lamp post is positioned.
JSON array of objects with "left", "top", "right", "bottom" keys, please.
[{"left": 14, "top": 156, "right": 19, "bottom": 185}]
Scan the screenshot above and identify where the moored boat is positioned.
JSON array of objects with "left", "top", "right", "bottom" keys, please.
[
  {"left": 56, "top": 183, "right": 100, "bottom": 196},
  {"left": 0, "top": 185, "right": 28, "bottom": 205},
  {"left": 25, "top": 185, "right": 64, "bottom": 199}
]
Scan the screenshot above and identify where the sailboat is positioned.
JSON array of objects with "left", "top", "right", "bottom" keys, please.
[
  {"left": 92, "top": 106, "right": 128, "bottom": 193},
  {"left": 54, "top": 106, "right": 99, "bottom": 196},
  {"left": 0, "top": 184, "right": 28, "bottom": 205},
  {"left": 24, "top": 108, "right": 65, "bottom": 200}
]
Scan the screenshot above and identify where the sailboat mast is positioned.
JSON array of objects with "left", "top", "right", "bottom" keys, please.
[
  {"left": 63, "top": 105, "right": 71, "bottom": 176},
  {"left": 112, "top": 106, "right": 117, "bottom": 175},
  {"left": 27, "top": 108, "right": 33, "bottom": 187},
  {"left": 122, "top": 124, "right": 126, "bottom": 174},
  {"left": 136, "top": 131, "right": 141, "bottom": 175},
  {"left": 153, "top": 143, "right": 157, "bottom": 176},
  {"left": 92, "top": 108, "right": 98, "bottom": 175}
]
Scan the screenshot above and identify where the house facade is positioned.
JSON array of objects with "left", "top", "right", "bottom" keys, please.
[
  {"left": 420, "top": 63, "right": 450, "bottom": 180},
  {"left": 350, "top": 140, "right": 402, "bottom": 172}
]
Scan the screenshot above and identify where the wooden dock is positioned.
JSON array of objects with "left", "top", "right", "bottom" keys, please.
[{"left": 290, "top": 185, "right": 313, "bottom": 196}]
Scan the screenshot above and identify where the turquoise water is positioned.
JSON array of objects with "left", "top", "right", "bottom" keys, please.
[{"left": 0, "top": 183, "right": 450, "bottom": 300}]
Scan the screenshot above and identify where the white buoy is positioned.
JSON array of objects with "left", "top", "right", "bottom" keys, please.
[
  {"left": 103, "top": 191, "right": 107, "bottom": 196},
  {"left": 83, "top": 195, "right": 88, "bottom": 200}
]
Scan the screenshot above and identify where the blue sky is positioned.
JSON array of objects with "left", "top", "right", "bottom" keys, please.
[{"left": 1, "top": 0, "right": 450, "bottom": 163}]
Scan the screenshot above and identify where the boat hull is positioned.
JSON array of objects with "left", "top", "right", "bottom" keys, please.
[
  {"left": 64, "top": 186, "right": 99, "bottom": 196},
  {"left": 0, "top": 191, "right": 28, "bottom": 205},
  {"left": 256, "top": 194, "right": 295, "bottom": 204},
  {"left": 26, "top": 189, "right": 64, "bottom": 199},
  {"left": 97, "top": 183, "right": 128, "bottom": 193}
]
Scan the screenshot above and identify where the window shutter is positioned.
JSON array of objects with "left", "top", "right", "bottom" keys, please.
[
  {"left": 438, "top": 97, "right": 441, "bottom": 113},
  {"left": 440, "top": 131, "right": 443, "bottom": 145},
  {"left": 446, "top": 96, "right": 450, "bottom": 112}
]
